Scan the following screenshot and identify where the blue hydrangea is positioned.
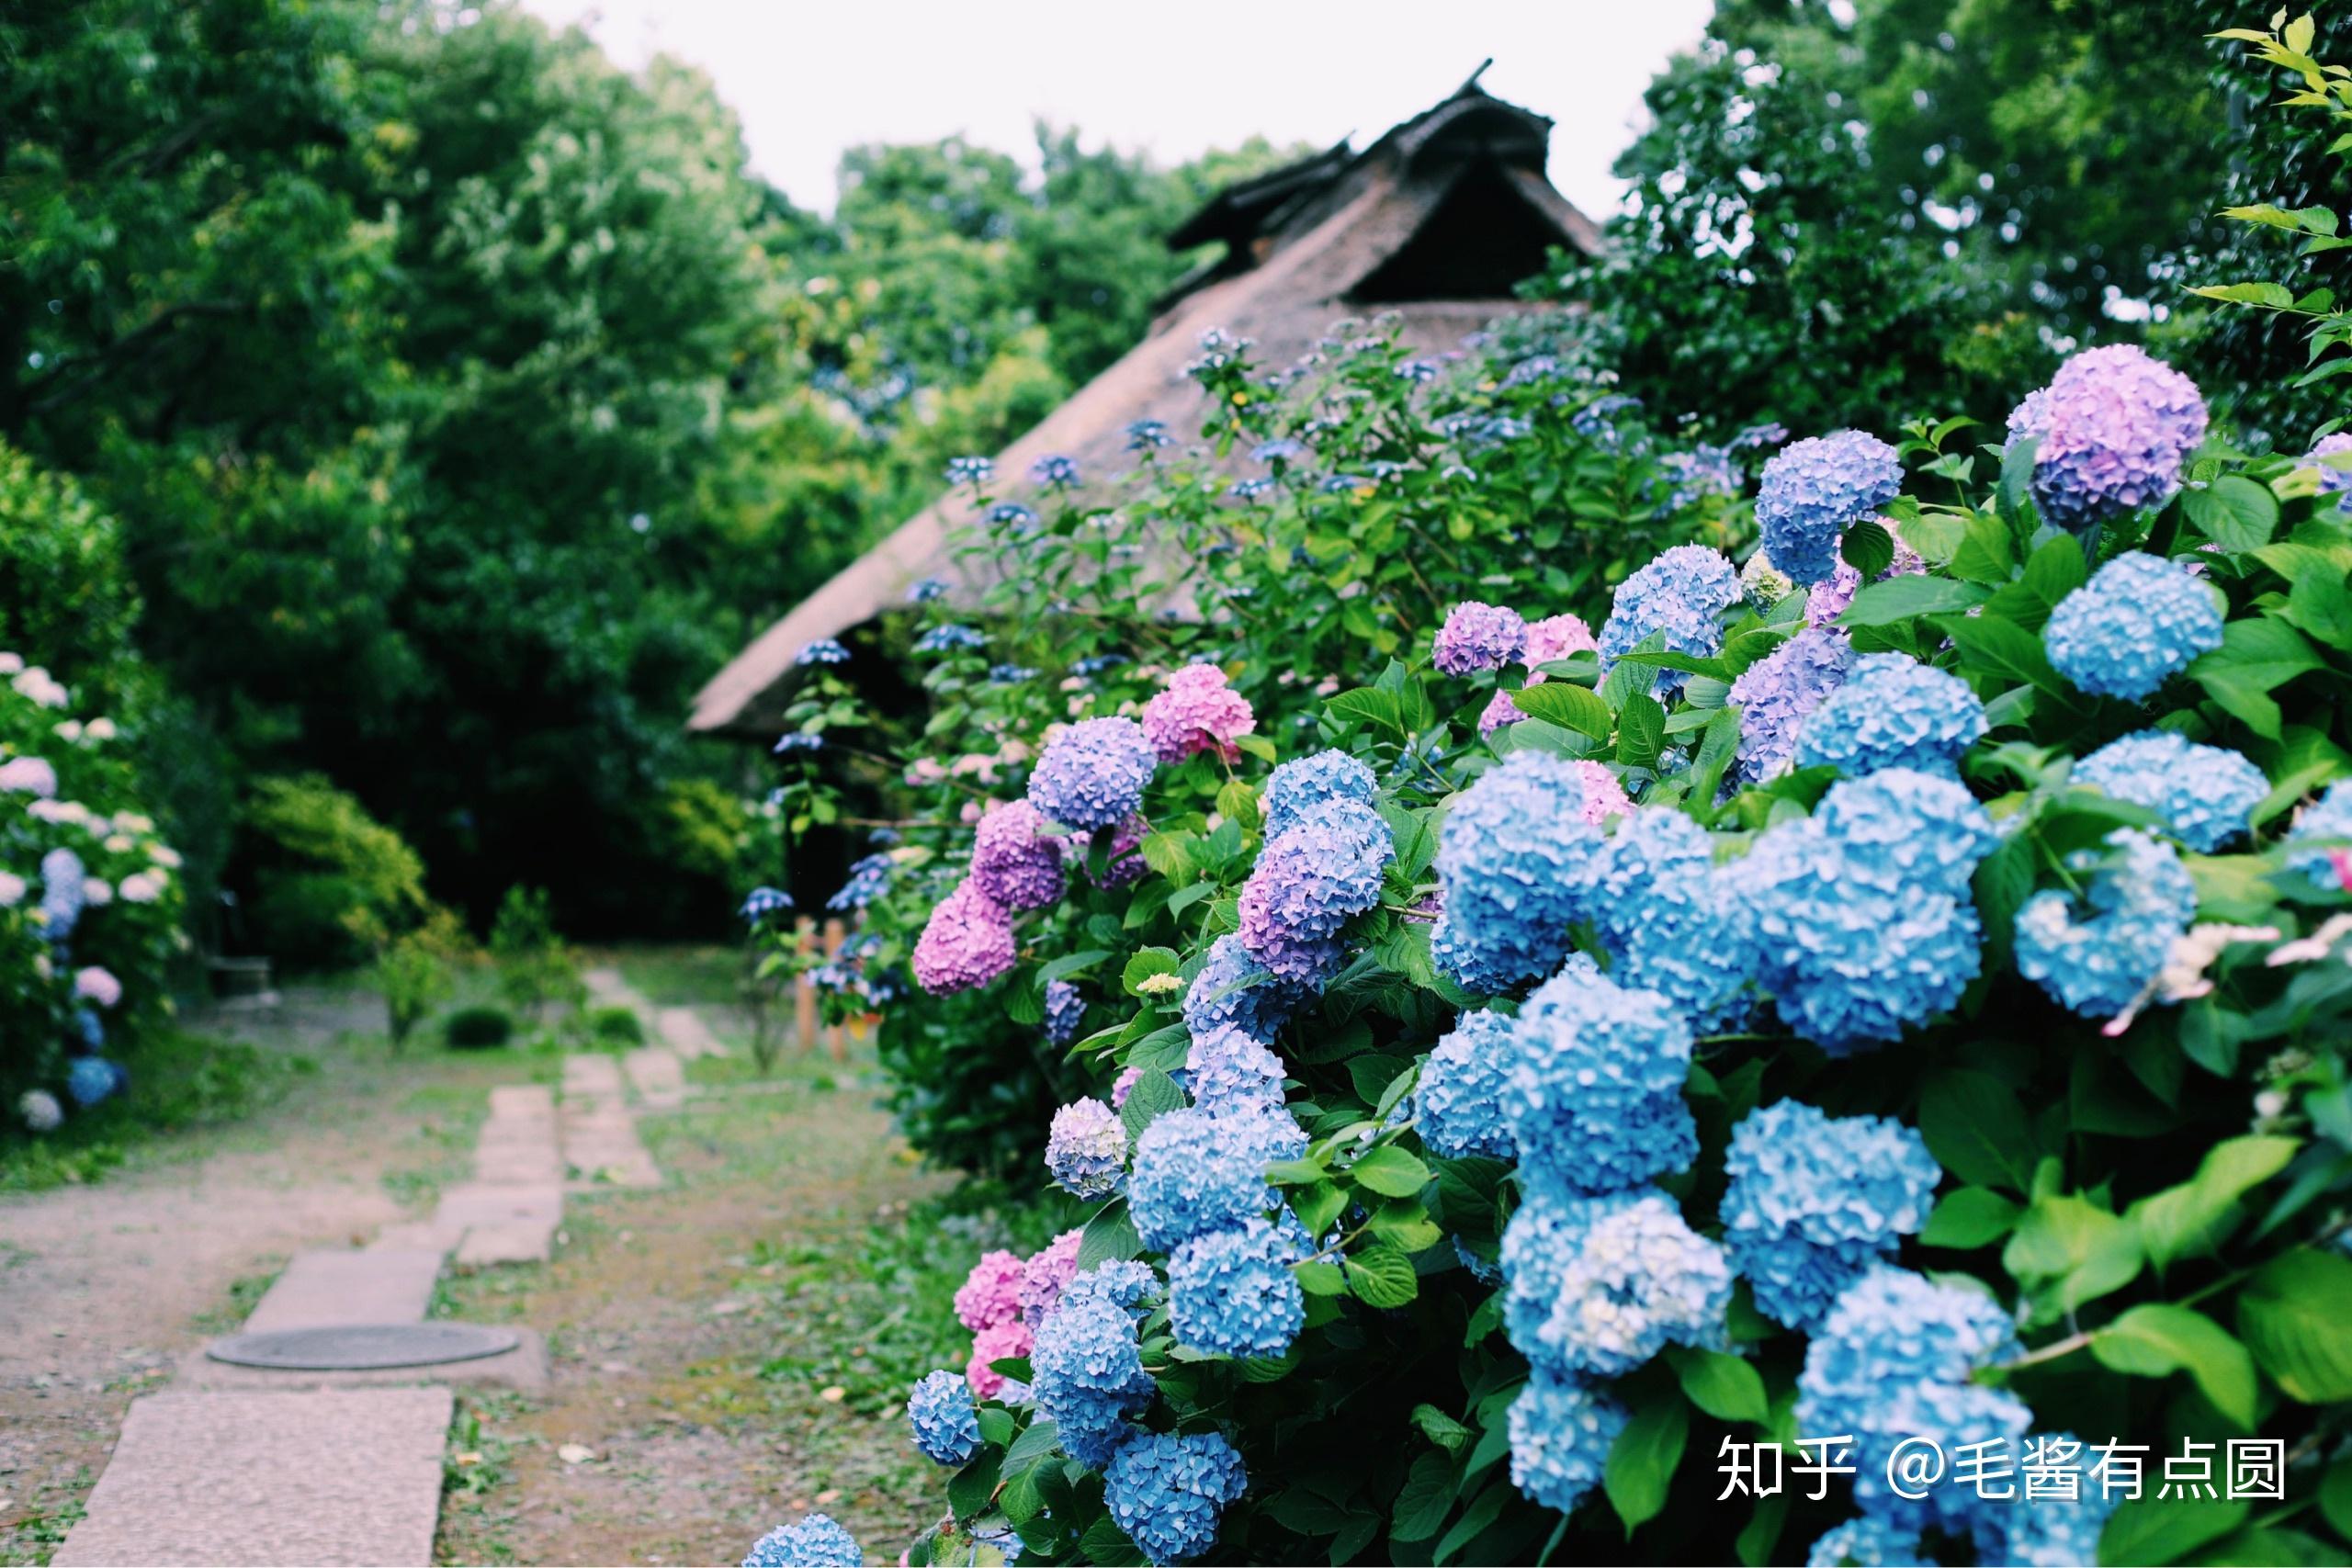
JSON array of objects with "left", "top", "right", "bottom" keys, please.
[
  {"left": 2044, "top": 551, "right": 2224, "bottom": 702},
  {"left": 1729, "top": 626, "right": 1854, "bottom": 781},
  {"left": 826, "top": 853, "right": 892, "bottom": 912},
  {"left": 1102, "top": 1430, "right": 1248, "bottom": 1563},
  {"left": 1722, "top": 1100, "right": 1941, "bottom": 1331},
  {"left": 1539, "top": 1190, "right": 1732, "bottom": 1375},
  {"left": 1168, "top": 1218, "right": 1305, "bottom": 1359},
  {"left": 1806, "top": 1515, "right": 1927, "bottom": 1567},
  {"left": 40, "top": 847, "right": 85, "bottom": 938},
  {"left": 1755, "top": 431, "right": 1904, "bottom": 586},
  {"left": 1182, "top": 934, "right": 1310, "bottom": 1044},
  {"left": 988, "top": 502, "right": 1040, "bottom": 532},
  {"left": 1237, "top": 797, "right": 1394, "bottom": 984},
  {"left": 1126, "top": 419, "right": 1173, "bottom": 451},
  {"left": 1796, "top": 1267, "right": 2030, "bottom": 1535},
  {"left": 908, "top": 577, "right": 949, "bottom": 603},
  {"left": 1184, "top": 1026, "right": 1286, "bottom": 1119},
  {"left": 2017, "top": 828, "right": 2195, "bottom": 1016},
  {"left": 1505, "top": 963, "right": 1696, "bottom": 1195},
  {"left": 794, "top": 637, "right": 851, "bottom": 667},
  {"left": 2074, "top": 729, "right": 2267, "bottom": 852},
  {"left": 66, "top": 1056, "right": 119, "bottom": 1108},
  {"left": 1979, "top": 1443, "right": 2120, "bottom": 1567},
  {"left": 2287, "top": 780, "right": 2352, "bottom": 889},
  {"left": 1262, "top": 750, "right": 1377, "bottom": 838},
  {"left": 739, "top": 886, "right": 793, "bottom": 922},
  {"left": 1252, "top": 437, "right": 1306, "bottom": 464},
  {"left": 1031, "top": 1283, "right": 1156, "bottom": 1470},
  {"left": 1416, "top": 1010, "right": 1518, "bottom": 1159},
  {"left": 1502, "top": 1179, "right": 1614, "bottom": 1359},
  {"left": 1046, "top": 1098, "right": 1126, "bottom": 1200},
  {"left": 944, "top": 455, "right": 994, "bottom": 487},
  {"left": 1128, "top": 1107, "right": 1303, "bottom": 1251},
  {"left": 913, "top": 623, "right": 988, "bottom": 656},
  {"left": 907, "top": 1369, "right": 979, "bottom": 1465},
  {"left": 1597, "top": 545, "right": 1743, "bottom": 694},
  {"left": 1044, "top": 978, "right": 1086, "bottom": 1048},
  {"left": 1030, "top": 454, "right": 1080, "bottom": 488},
  {"left": 1434, "top": 753, "right": 1608, "bottom": 990},
  {"left": 1794, "top": 653, "right": 1986, "bottom": 778},
  {"left": 1061, "top": 1258, "right": 1160, "bottom": 1314},
  {"left": 772, "top": 732, "right": 823, "bottom": 754},
  {"left": 1584, "top": 808, "right": 1755, "bottom": 1030},
  {"left": 1507, "top": 1370, "right": 1627, "bottom": 1513},
  {"left": 1028, "top": 716, "right": 1157, "bottom": 831},
  {"left": 743, "top": 1514, "right": 863, "bottom": 1568},
  {"left": 1811, "top": 767, "right": 1998, "bottom": 900},
  {"left": 2018, "top": 345, "right": 2209, "bottom": 533}
]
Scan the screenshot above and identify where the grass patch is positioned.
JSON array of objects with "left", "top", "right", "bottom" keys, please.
[
  {"left": 189, "top": 1263, "right": 285, "bottom": 1337},
  {"left": 0, "top": 1473, "right": 89, "bottom": 1568},
  {"left": 609, "top": 944, "right": 741, "bottom": 1009}
]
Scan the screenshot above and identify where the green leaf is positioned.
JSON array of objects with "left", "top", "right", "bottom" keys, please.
[
  {"left": 2127, "top": 1135, "right": 2301, "bottom": 1270},
  {"left": 2091, "top": 1303, "right": 2259, "bottom": 1429},
  {"left": 1920, "top": 1187, "right": 2024, "bottom": 1248},
  {"left": 2219, "top": 202, "right": 2341, "bottom": 235},
  {"left": 1841, "top": 518, "right": 1894, "bottom": 578},
  {"left": 1410, "top": 1403, "right": 1474, "bottom": 1455},
  {"left": 1511, "top": 682, "right": 1613, "bottom": 740},
  {"left": 1036, "top": 949, "right": 1111, "bottom": 986},
  {"left": 2319, "top": 1457, "right": 2352, "bottom": 1543},
  {"left": 1616, "top": 693, "right": 1667, "bottom": 770},
  {"left": 1919, "top": 1070, "right": 2038, "bottom": 1190},
  {"left": 1665, "top": 1347, "right": 1769, "bottom": 1425},
  {"left": 1604, "top": 1391, "right": 1690, "bottom": 1535},
  {"left": 947, "top": 1450, "right": 1002, "bottom": 1518},
  {"left": 1292, "top": 1179, "right": 1347, "bottom": 1237},
  {"left": 1735, "top": 1493, "right": 1788, "bottom": 1568},
  {"left": 1464, "top": 1291, "right": 1503, "bottom": 1348},
  {"left": 2185, "top": 474, "right": 2281, "bottom": 551},
  {"left": 2021, "top": 531, "right": 2088, "bottom": 606},
  {"left": 2099, "top": 1496, "right": 2248, "bottom": 1566},
  {"left": 1432, "top": 1482, "right": 1509, "bottom": 1566},
  {"left": 2236, "top": 1247, "right": 2352, "bottom": 1402},
  {"left": 1839, "top": 575, "right": 1988, "bottom": 627},
  {"left": 1999, "top": 434, "right": 2041, "bottom": 522},
  {"left": 1074, "top": 1203, "right": 1141, "bottom": 1270},
  {"left": 1370, "top": 1199, "right": 1443, "bottom": 1253},
  {"left": 1078, "top": 1517, "right": 1146, "bottom": 1567},
  {"left": 1119, "top": 1069, "right": 1184, "bottom": 1144},
  {"left": 1392, "top": 1450, "right": 1455, "bottom": 1541},
  {"left": 2191, "top": 618, "right": 2324, "bottom": 741},
  {"left": 1343, "top": 1244, "right": 1419, "bottom": 1307},
  {"left": 2002, "top": 1192, "right": 2143, "bottom": 1319},
  {"left": 1215, "top": 777, "right": 1260, "bottom": 829},
  {"left": 1349, "top": 1145, "right": 1432, "bottom": 1199},
  {"left": 1120, "top": 947, "right": 1180, "bottom": 998},
  {"left": 1950, "top": 513, "right": 2018, "bottom": 584},
  {"left": 975, "top": 1406, "right": 1015, "bottom": 1449},
  {"left": 2188, "top": 280, "right": 2298, "bottom": 309}
]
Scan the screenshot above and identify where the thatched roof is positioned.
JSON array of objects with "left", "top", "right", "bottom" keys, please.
[{"left": 690, "top": 72, "right": 1601, "bottom": 738}]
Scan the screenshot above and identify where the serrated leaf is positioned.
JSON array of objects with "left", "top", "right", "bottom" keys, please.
[
  {"left": 1511, "top": 682, "right": 1613, "bottom": 739},
  {"left": 1075, "top": 1203, "right": 1141, "bottom": 1269},
  {"left": 1350, "top": 1145, "right": 1433, "bottom": 1198},
  {"left": 1295, "top": 1259, "right": 1348, "bottom": 1296},
  {"left": 2185, "top": 474, "right": 2280, "bottom": 551},
  {"left": 947, "top": 1450, "right": 1001, "bottom": 1518},
  {"left": 1392, "top": 1450, "right": 1455, "bottom": 1540},
  {"left": 2237, "top": 1247, "right": 2352, "bottom": 1402},
  {"left": 2091, "top": 1304, "right": 2258, "bottom": 1429},
  {"left": 1841, "top": 518, "right": 1895, "bottom": 578},
  {"left": 1616, "top": 693, "right": 1667, "bottom": 770},
  {"left": 1604, "top": 1391, "right": 1690, "bottom": 1535},
  {"left": 1840, "top": 575, "right": 1989, "bottom": 627},
  {"left": 1120, "top": 1069, "right": 1184, "bottom": 1144},
  {"left": 1343, "top": 1244, "right": 1419, "bottom": 1307}
]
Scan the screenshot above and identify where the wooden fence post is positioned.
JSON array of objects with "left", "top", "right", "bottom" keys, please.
[{"left": 821, "top": 918, "right": 848, "bottom": 1060}]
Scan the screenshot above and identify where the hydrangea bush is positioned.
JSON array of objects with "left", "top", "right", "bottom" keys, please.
[
  {"left": 742, "top": 28, "right": 2352, "bottom": 1562},
  {"left": 1, "top": 653, "right": 185, "bottom": 1134}
]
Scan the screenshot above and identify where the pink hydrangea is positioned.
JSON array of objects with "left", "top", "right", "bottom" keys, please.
[
  {"left": 1573, "top": 761, "right": 1632, "bottom": 826},
  {"left": 1018, "top": 1229, "right": 1085, "bottom": 1327},
  {"left": 966, "top": 1317, "right": 1034, "bottom": 1400},
  {"left": 1476, "top": 689, "right": 1525, "bottom": 738},
  {"left": 1142, "top": 664, "right": 1256, "bottom": 762},
  {"left": 954, "top": 1249, "right": 1028, "bottom": 1332},
  {"left": 0, "top": 757, "right": 58, "bottom": 796},
  {"left": 970, "top": 800, "right": 1067, "bottom": 910},
  {"left": 1522, "top": 614, "right": 1598, "bottom": 668},
  {"left": 74, "top": 966, "right": 123, "bottom": 1007},
  {"left": 912, "top": 879, "right": 1017, "bottom": 994},
  {"left": 1111, "top": 1064, "right": 1143, "bottom": 1107},
  {"left": 1433, "top": 601, "right": 1527, "bottom": 675}
]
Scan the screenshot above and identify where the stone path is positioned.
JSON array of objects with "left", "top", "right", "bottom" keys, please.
[
  {"left": 560, "top": 1054, "right": 661, "bottom": 1190},
  {"left": 654, "top": 1003, "right": 727, "bottom": 1060}
]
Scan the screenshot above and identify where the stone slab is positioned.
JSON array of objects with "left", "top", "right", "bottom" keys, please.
[
  {"left": 242, "top": 1247, "right": 443, "bottom": 1334},
  {"left": 436, "top": 1181, "right": 562, "bottom": 1266},
  {"left": 52, "top": 1386, "right": 453, "bottom": 1567},
  {"left": 656, "top": 1004, "right": 729, "bottom": 1059},
  {"left": 178, "top": 1329, "right": 549, "bottom": 1395},
  {"left": 486, "top": 1083, "right": 556, "bottom": 1121},
  {"left": 582, "top": 965, "right": 634, "bottom": 1007},
  {"left": 622, "top": 1046, "right": 685, "bottom": 1110},
  {"left": 560, "top": 1053, "right": 627, "bottom": 1101}
]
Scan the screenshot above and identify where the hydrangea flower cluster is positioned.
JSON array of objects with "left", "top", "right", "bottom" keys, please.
[
  {"left": 1182, "top": 933, "right": 1311, "bottom": 1044},
  {"left": 1728, "top": 626, "right": 1853, "bottom": 781},
  {"left": 794, "top": 637, "right": 851, "bottom": 667},
  {"left": 910, "top": 879, "right": 1015, "bottom": 995},
  {"left": 1168, "top": 1215, "right": 1305, "bottom": 1358},
  {"left": 1596, "top": 545, "right": 1743, "bottom": 694},
  {"left": 1261, "top": 748, "right": 1376, "bottom": 837},
  {"left": 2074, "top": 729, "right": 2267, "bottom": 852},
  {"left": 826, "top": 852, "right": 892, "bottom": 911},
  {"left": 2016, "top": 828, "right": 2196, "bottom": 1016},
  {"left": 954, "top": 1250, "right": 1026, "bottom": 1334},
  {"left": 1415, "top": 1009, "right": 1517, "bottom": 1159},
  {"left": 1732, "top": 768, "right": 1995, "bottom": 1052},
  {"left": 2013, "top": 344, "right": 2210, "bottom": 533},
  {"left": 1504, "top": 964, "right": 1696, "bottom": 1193},
  {"left": 1236, "top": 796, "right": 1394, "bottom": 983},
  {"left": 1027, "top": 716, "right": 1157, "bottom": 831},
  {"left": 1539, "top": 1190, "right": 1732, "bottom": 1375},
  {"left": 1433, "top": 601, "right": 1527, "bottom": 674},
  {"left": 1102, "top": 1429, "right": 1249, "bottom": 1563},
  {"left": 2044, "top": 551, "right": 2223, "bottom": 701},
  {"left": 1127, "top": 1105, "right": 1303, "bottom": 1250},
  {"left": 1046, "top": 1097, "right": 1127, "bottom": 1199},
  {"left": 2288, "top": 780, "right": 2352, "bottom": 889},
  {"left": 906, "top": 1369, "right": 979, "bottom": 1466},
  {"left": 1722, "top": 1100, "right": 1939, "bottom": 1329},
  {"left": 1805, "top": 1513, "right": 1925, "bottom": 1568},
  {"left": 742, "top": 1514, "right": 862, "bottom": 1568},
  {"left": 1580, "top": 807, "right": 1752, "bottom": 1029},
  {"left": 1080, "top": 812, "right": 1151, "bottom": 888},
  {"left": 1142, "top": 663, "right": 1257, "bottom": 762},
  {"left": 1029, "top": 1264, "right": 1159, "bottom": 1467},
  {"left": 1043, "top": 977, "right": 1086, "bottom": 1047},
  {"left": 1468, "top": 612, "right": 1598, "bottom": 735},
  {"left": 969, "top": 799, "right": 1067, "bottom": 910},
  {"left": 1183, "top": 1024, "right": 1285, "bottom": 1118},
  {"left": 1431, "top": 753, "right": 1608, "bottom": 991},
  {"left": 1755, "top": 430, "right": 1903, "bottom": 586},
  {"left": 1018, "top": 1228, "right": 1083, "bottom": 1326},
  {"left": 1793, "top": 652, "right": 1986, "bottom": 778},
  {"left": 2301, "top": 431, "right": 2352, "bottom": 513},
  {"left": 1507, "top": 1370, "right": 1629, "bottom": 1514}
]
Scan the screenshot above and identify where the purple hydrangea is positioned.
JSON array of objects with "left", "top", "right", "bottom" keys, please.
[
  {"left": 971, "top": 799, "right": 1068, "bottom": 910},
  {"left": 1080, "top": 812, "right": 1151, "bottom": 888},
  {"left": 1029, "top": 716, "right": 1157, "bottom": 830},
  {"left": 1597, "top": 545, "right": 1743, "bottom": 694},
  {"left": 2074, "top": 729, "right": 2267, "bottom": 852},
  {"left": 1729, "top": 626, "right": 1855, "bottom": 781},
  {"left": 911, "top": 879, "right": 1015, "bottom": 995},
  {"left": 2044, "top": 551, "right": 2223, "bottom": 701},
  {"left": 1793, "top": 652, "right": 1985, "bottom": 778},
  {"left": 2017, "top": 345, "right": 2210, "bottom": 533},
  {"left": 1019, "top": 1229, "right": 1084, "bottom": 1327},
  {"left": 1755, "top": 431, "right": 1903, "bottom": 586},
  {"left": 1044, "top": 978, "right": 1086, "bottom": 1046},
  {"left": 1236, "top": 797, "right": 1395, "bottom": 984},
  {"left": 2300, "top": 432, "right": 2352, "bottom": 513},
  {"left": 1433, "top": 601, "right": 1528, "bottom": 675}
]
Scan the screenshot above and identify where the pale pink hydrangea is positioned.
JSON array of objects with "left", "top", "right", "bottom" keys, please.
[
  {"left": 0, "top": 757, "right": 58, "bottom": 796},
  {"left": 75, "top": 966, "right": 122, "bottom": 1007},
  {"left": 912, "top": 879, "right": 1016, "bottom": 995},
  {"left": 1478, "top": 615, "right": 1599, "bottom": 738},
  {"left": 953, "top": 1249, "right": 1027, "bottom": 1332},
  {"left": 1141, "top": 664, "right": 1256, "bottom": 763},
  {"left": 966, "top": 1318, "right": 1034, "bottom": 1400},
  {"left": 1573, "top": 761, "right": 1632, "bottom": 826}
]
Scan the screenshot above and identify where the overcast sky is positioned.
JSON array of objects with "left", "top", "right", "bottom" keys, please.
[{"left": 515, "top": 0, "right": 1714, "bottom": 221}]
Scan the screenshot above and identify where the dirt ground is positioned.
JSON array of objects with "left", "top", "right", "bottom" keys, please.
[{"left": 0, "top": 962, "right": 967, "bottom": 1568}]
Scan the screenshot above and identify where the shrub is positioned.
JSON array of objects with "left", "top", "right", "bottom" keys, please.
[
  {"left": 732, "top": 22, "right": 2352, "bottom": 1567},
  {"left": 443, "top": 1006, "right": 515, "bottom": 1051},
  {"left": 240, "top": 774, "right": 429, "bottom": 969},
  {"left": 0, "top": 442, "right": 141, "bottom": 693},
  {"left": 587, "top": 1006, "right": 644, "bottom": 1045},
  {"left": 375, "top": 906, "right": 471, "bottom": 1050},
  {"left": 488, "top": 886, "right": 582, "bottom": 1019}
]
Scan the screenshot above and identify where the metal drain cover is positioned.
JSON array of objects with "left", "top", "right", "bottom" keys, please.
[{"left": 206, "top": 1323, "right": 521, "bottom": 1371}]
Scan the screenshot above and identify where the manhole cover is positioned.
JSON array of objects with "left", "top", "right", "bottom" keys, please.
[{"left": 206, "top": 1323, "right": 521, "bottom": 1371}]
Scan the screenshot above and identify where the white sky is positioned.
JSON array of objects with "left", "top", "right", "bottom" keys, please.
[{"left": 515, "top": 0, "right": 1715, "bottom": 222}]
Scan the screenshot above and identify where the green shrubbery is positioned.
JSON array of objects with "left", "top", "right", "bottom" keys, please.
[
  {"left": 444, "top": 1005, "right": 515, "bottom": 1051},
  {"left": 239, "top": 774, "right": 431, "bottom": 969}
]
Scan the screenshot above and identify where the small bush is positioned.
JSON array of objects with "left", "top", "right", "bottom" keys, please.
[
  {"left": 375, "top": 906, "right": 471, "bottom": 1049},
  {"left": 587, "top": 1006, "right": 643, "bottom": 1045},
  {"left": 443, "top": 1006, "right": 514, "bottom": 1051},
  {"left": 240, "top": 774, "right": 428, "bottom": 969},
  {"left": 489, "top": 886, "right": 582, "bottom": 1018}
]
